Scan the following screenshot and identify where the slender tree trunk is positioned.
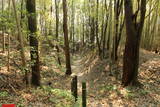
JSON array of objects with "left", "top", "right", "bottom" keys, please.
[
  {"left": 26, "top": 0, "right": 40, "bottom": 86},
  {"left": 63, "top": 0, "right": 72, "bottom": 75},
  {"left": 102, "top": 0, "right": 109, "bottom": 58},
  {"left": 95, "top": 0, "right": 101, "bottom": 57},
  {"left": 108, "top": 0, "right": 113, "bottom": 75},
  {"left": 82, "top": 16, "right": 85, "bottom": 46},
  {"left": 102, "top": 18, "right": 108, "bottom": 58},
  {"left": 90, "top": 2, "right": 96, "bottom": 47},
  {"left": 2, "top": 0, "right": 5, "bottom": 53},
  {"left": 20, "top": 0, "right": 24, "bottom": 30},
  {"left": 107, "top": 0, "right": 112, "bottom": 51},
  {"left": 112, "top": 0, "right": 124, "bottom": 61},
  {"left": 71, "top": 0, "right": 75, "bottom": 54},
  {"left": 100, "top": 0, "right": 105, "bottom": 47},
  {"left": 122, "top": 0, "right": 146, "bottom": 86},
  {"left": 7, "top": 0, "right": 11, "bottom": 72},
  {"left": 12, "top": 0, "right": 29, "bottom": 85},
  {"left": 55, "top": 0, "right": 61, "bottom": 65},
  {"left": 149, "top": 5, "right": 159, "bottom": 49},
  {"left": 12, "top": 0, "right": 26, "bottom": 67}
]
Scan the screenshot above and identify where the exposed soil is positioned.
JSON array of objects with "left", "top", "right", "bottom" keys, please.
[{"left": 0, "top": 47, "right": 160, "bottom": 107}]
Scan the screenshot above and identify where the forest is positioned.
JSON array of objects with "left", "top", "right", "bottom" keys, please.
[{"left": 0, "top": 0, "right": 160, "bottom": 106}]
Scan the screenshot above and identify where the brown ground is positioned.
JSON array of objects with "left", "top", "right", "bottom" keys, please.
[{"left": 0, "top": 46, "right": 160, "bottom": 107}]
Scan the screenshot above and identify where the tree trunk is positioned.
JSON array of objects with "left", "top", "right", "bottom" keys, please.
[
  {"left": 71, "top": 0, "right": 75, "bottom": 54},
  {"left": 122, "top": 0, "right": 146, "bottom": 86},
  {"left": 82, "top": 17, "right": 85, "bottom": 46},
  {"left": 55, "top": 0, "right": 61, "bottom": 65},
  {"left": 7, "top": 0, "right": 11, "bottom": 73},
  {"left": 95, "top": 0, "right": 101, "bottom": 57},
  {"left": 63, "top": 0, "right": 72, "bottom": 75},
  {"left": 12, "top": 0, "right": 29, "bottom": 85},
  {"left": 2, "top": 0, "right": 5, "bottom": 53},
  {"left": 26, "top": 0, "right": 40, "bottom": 86},
  {"left": 112, "top": 0, "right": 123, "bottom": 61}
]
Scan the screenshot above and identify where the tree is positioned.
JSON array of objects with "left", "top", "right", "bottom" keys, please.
[
  {"left": 26, "top": 0, "right": 40, "bottom": 86},
  {"left": 7, "top": 0, "right": 11, "bottom": 73},
  {"left": 55, "top": 0, "right": 61, "bottom": 65},
  {"left": 2, "top": 0, "right": 5, "bottom": 52},
  {"left": 70, "top": 0, "right": 75, "bottom": 53},
  {"left": 95, "top": 0, "right": 101, "bottom": 57},
  {"left": 12, "top": 0, "right": 28, "bottom": 84},
  {"left": 63, "top": 0, "right": 72, "bottom": 75},
  {"left": 112, "top": 0, "right": 124, "bottom": 61},
  {"left": 122, "top": 0, "right": 146, "bottom": 86}
]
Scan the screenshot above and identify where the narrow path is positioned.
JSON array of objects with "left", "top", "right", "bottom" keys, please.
[
  {"left": 70, "top": 50, "right": 160, "bottom": 107},
  {"left": 71, "top": 54, "right": 85, "bottom": 83},
  {"left": 71, "top": 54, "right": 117, "bottom": 107}
]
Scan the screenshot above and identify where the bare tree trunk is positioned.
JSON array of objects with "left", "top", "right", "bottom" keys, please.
[
  {"left": 102, "top": 0, "right": 109, "bottom": 58},
  {"left": 112, "top": 0, "right": 124, "bottom": 61},
  {"left": 12, "top": 0, "right": 29, "bottom": 85},
  {"left": 95, "top": 0, "right": 101, "bottom": 57},
  {"left": 63, "top": 0, "right": 72, "bottom": 75},
  {"left": 82, "top": 16, "right": 85, "bottom": 46},
  {"left": 55, "top": 0, "right": 61, "bottom": 65},
  {"left": 7, "top": 0, "right": 11, "bottom": 72},
  {"left": 2, "top": 0, "right": 5, "bottom": 53},
  {"left": 71, "top": 0, "right": 75, "bottom": 54},
  {"left": 122, "top": 0, "right": 146, "bottom": 86},
  {"left": 26, "top": 0, "right": 40, "bottom": 86}
]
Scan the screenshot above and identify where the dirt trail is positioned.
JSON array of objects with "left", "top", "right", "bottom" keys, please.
[
  {"left": 70, "top": 50, "right": 160, "bottom": 107},
  {"left": 71, "top": 54, "right": 86, "bottom": 86}
]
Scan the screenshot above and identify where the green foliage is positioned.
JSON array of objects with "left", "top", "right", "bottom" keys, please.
[
  {"left": 73, "top": 97, "right": 82, "bottom": 107},
  {"left": 41, "top": 86, "right": 75, "bottom": 106},
  {"left": 0, "top": 63, "right": 3, "bottom": 68},
  {"left": 101, "top": 85, "right": 117, "bottom": 91},
  {"left": 0, "top": 10, "right": 15, "bottom": 29},
  {"left": 126, "top": 92, "right": 136, "bottom": 99},
  {"left": 139, "top": 89, "right": 150, "bottom": 96},
  {"left": 51, "top": 89, "right": 73, "bottom": 99},
  {"left": 41, "top": 86, "right": 72, "bottom": 98},
  {"left": 123, "top": 88, "right": 150, "bottom": 99},
  {"left": 42, "top": 54, "right": 55, "bottom": 65},
  {"left": 0, "top": 91, "right": 9, "bottom": 97},
  {"left": 16, "top": 98, "right": 25, "bottom": 107}
]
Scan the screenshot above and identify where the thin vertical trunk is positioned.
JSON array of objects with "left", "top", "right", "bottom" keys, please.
[
  {"left": 7, "top": 0, "right": 11, "bottom": 72},
  {"left": 100, "top": 0, "right": 105, "bottom": 47},
  {"left": 107, "top": 0, "right": 112, "bottom": 51},
  {"left": 63, "top": 0, "right": 72, "bottom": 75},
  {"left": 12, "top": 0, "right": 26, "bottom": 67},
  {"left": 102, "top": 0, "right": 109, "bottom": 58},
  {"left": 90, "top": 2, "right": 96, "bottom": 46},
  {"left": 7, "top": 34, "right": 10, "bottom": 72},
  {"left": 2, "top": 0, "right": 5, "bottom": 53},
  {"left": 20, "top": 0, "right": 24, "bottom": 28},
  {"left": 55, "top": 0, "right": 61, "bottom": 65},
  {"left": 82, "top": 16, "right": 85, "bottom": 46},
  {"left": 102, "top": 15, "right": 109, "bottom": 58},
  {"left": 95, "top": 0, "right": 101, "bottom": 57},
  {"left": 71, "top": 0, "right": 75, "bottom": 53},
  {"left": 150, "top": 6, "right": 159, "bottom": 49},
  {"left": 12, "top": 0, "right": 29, "bottom": 84},
  {"left": 112, "top": 0, "right": 123, "bottom": 61},
  {"left": 108, "top": 0, "right": 113, "bottom": 75},
  {"left": 26, "top": 0, "right": 40, "bottom": 86}
]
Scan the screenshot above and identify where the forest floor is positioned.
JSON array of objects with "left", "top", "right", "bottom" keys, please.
[
  {"left": 71, "top": 49, "right": 160, "bottom": 107},
  {"left": 0, "top": 45, "right": 160, "bottom": 107}
]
